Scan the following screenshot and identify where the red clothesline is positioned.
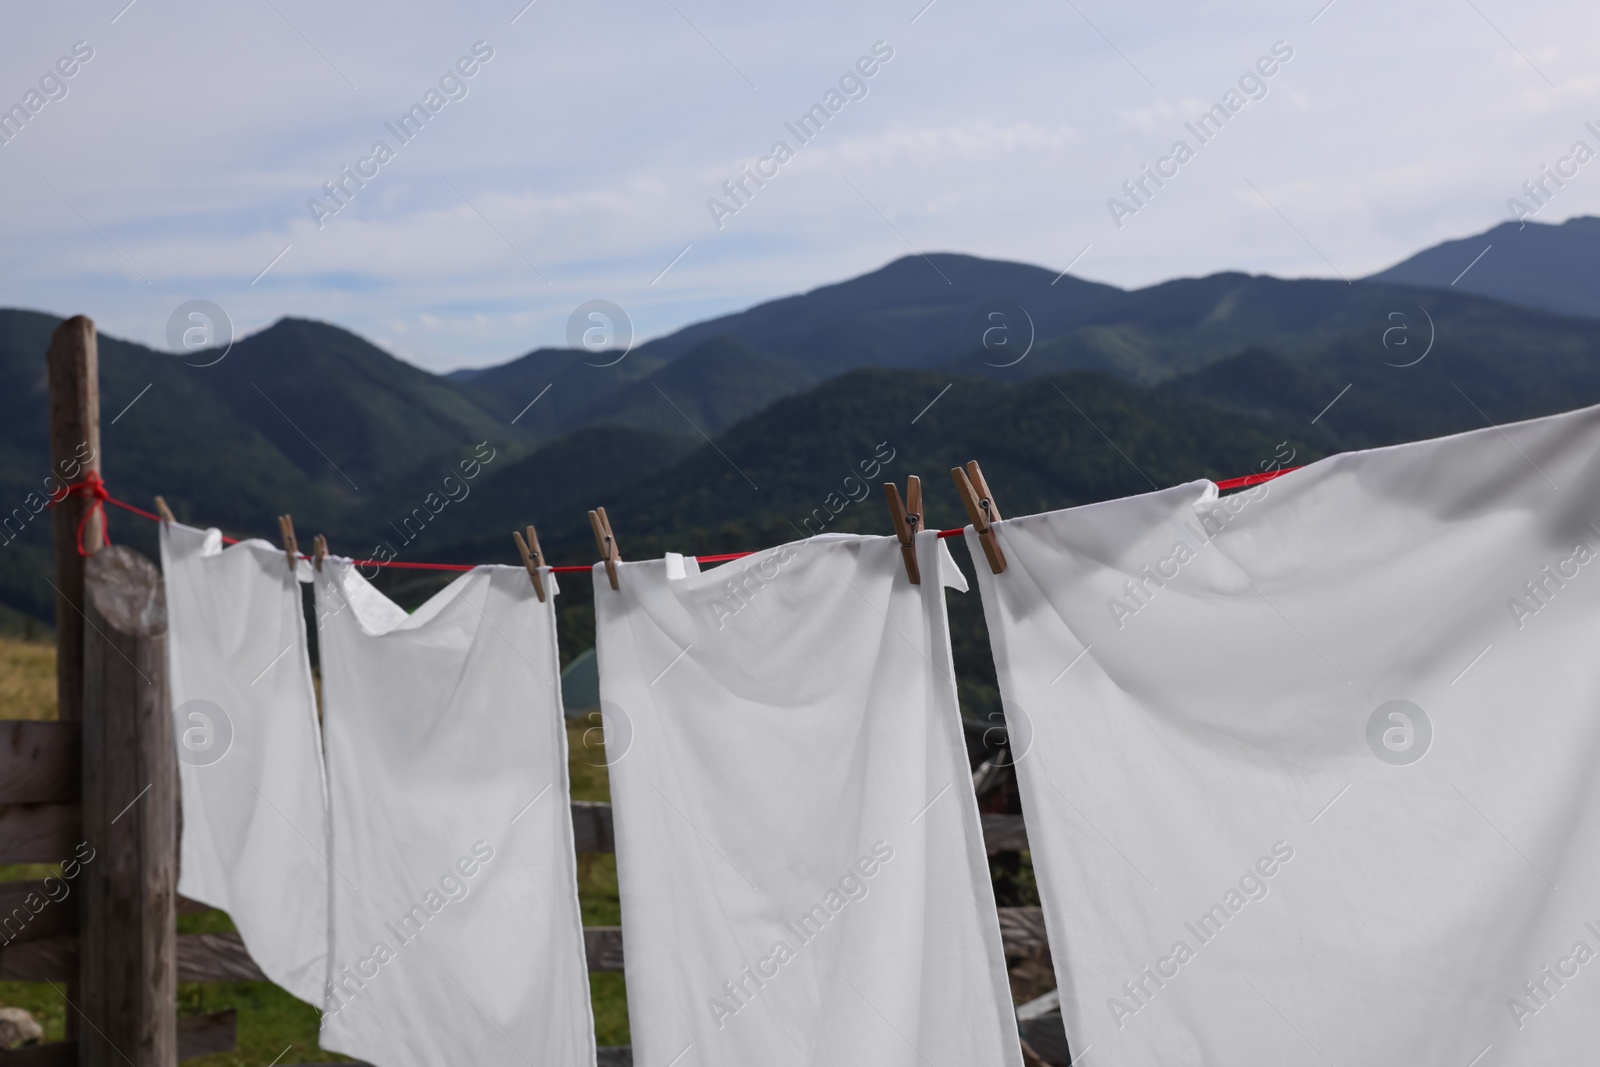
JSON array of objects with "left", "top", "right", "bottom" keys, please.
[{"left": 66, "top": 465, "right": 1302, "bottom": 574}]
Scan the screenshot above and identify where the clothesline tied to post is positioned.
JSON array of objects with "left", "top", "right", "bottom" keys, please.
[
  {"left": 70, "top": 463, "right": 1303, "bottom": 571},
  {"left": 47, "top": 471, "right": 112, "bottom": 556}
]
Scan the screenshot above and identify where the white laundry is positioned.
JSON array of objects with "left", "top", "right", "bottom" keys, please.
[
  {"left": 968, "top": 405, "right": 1600, "bottom": 1065},
  {"left": 160, "top": 521, "right": 329, "bottom": 1005},
  {"left": 594, "top": 531, "right": 1023, "bottom": 1067},
  {"left": 315, "top": 560, "right": 593, "bottom": 1067}
]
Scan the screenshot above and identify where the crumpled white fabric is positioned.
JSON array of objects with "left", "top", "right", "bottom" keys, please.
[
  {"left": 969, "top": 405, "right": 1600, "bottom": 1065},
  {"left": 160, "top": 520, "right": 329, "bottom": 1005},
  {"left": 595, "top": 531, "right": 1023, "bottom": 1067},
  {"left": 315, "top": 559, "right": 594, "bottom": 1067}
]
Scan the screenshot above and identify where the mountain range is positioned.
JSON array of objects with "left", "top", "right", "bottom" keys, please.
[
  {"left": 3, "top": 214, "right": 1599, "bottom": 707},
  {"left": 1367, "top": 215, "right": 1600, "bottom": 319}
]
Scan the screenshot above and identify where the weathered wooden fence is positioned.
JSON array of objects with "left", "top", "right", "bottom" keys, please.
[
  {"left": 1, "top": 318, "right": 237, "bottom": 1065},
  {"left": 0, "top": 317, "right": 1047, "bottom": 1067}
]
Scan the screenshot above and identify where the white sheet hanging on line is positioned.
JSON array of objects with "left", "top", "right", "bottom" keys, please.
[
  {"left": 315, "top": 559, "right": 594, "bottom": 1067},
  {"left": 160, "top": 521, "right": 329, "bottom": 1005},
  {"left": 595, "top": 531, "right": 1023, "bottom": 1067},
  {"left": 969, "top": 405, "right": 1600, "bottom": 1066}
]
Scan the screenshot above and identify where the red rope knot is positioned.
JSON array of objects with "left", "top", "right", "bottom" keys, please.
[{"left": 48, "top": 471, "right": 113, "bottom": 556}]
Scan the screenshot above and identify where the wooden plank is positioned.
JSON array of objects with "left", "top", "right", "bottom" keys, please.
[
  {"left": 571, "top": 801, "right": 614, "bottom": 853},
  {"left": 80, "top": 546, "right": 175, "bottom": 1067},
  {"left": 176, "top": 933, "right": 266, "bottom": 983},
  {"left": 0, "top": 1042, "right": 76, "bottom": 1067},
  {"left": 584, "top": 926, "right": 624, "bottom": 972},
  {"left": 0, "top": 881, "right": 77, "bottom": 945},
  {"left": 175, "top": 924, "right": 630, "bottom": 984},
  {"left": 1020, "top": 1042, "right": 1053, "bottom": 1067},
  {"left": 177, "top": 1010, "right": 236, "bottom": 1061},
  {"left": 981, "top": 812, "right": 1029, "bottom": 854},
  {"left": 567, "top": 803, "right": 1028, "bottom": 855},
  {"left": 0, "top": 722, "right": 80, "bottom": 805},
  {"left": 0, "top": 804, "right": 79, "bottom": 864},
  {"left": 576, "top": 916, "right": 1041, "bottom": 974},
  {"left": 0, "top": 1016, "right": 236, "bottom": 1062},
  {"left": 576, "top": 799, "right": 1024, "bottom": 857},
  {"left": 997, "top": 906, "right": 1049, "bottom": 959},
  {"left": 168, "top": 914, "right": 1008, "bottom": 984},
  {"left": 0, "top": 933, "right": 74, "bottom": 980}
]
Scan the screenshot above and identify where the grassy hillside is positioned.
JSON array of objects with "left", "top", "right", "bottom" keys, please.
[
  {"left": 0, "top": 636, "right": 54, "bottom": 719},
  {"left": 486, "top": 367, "right": 1321, "bottom": 563},
  {"left": 567, "top": 336, "right": 818, "bottom": 435},
  {"left": 0, "top": 310, "right": 530, "bottom": 620},
  {"left": 444, "top": 342, "right": 670, "bottom": 437},
  {"left": 1165, "top": 319, "right": 1600, "bottom": 449}
]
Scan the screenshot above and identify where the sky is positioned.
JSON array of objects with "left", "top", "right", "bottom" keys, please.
[{"left": 3, "top": 0, "right": 1599, "bottom": 371}]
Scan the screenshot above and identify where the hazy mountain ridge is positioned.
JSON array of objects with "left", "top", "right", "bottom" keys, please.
[
  {"left": 2, "top": 214, "right": 1598, "bottom": 632},
  {"left": 1368, "top": 216, "right": 1600, "bottom": 320}
]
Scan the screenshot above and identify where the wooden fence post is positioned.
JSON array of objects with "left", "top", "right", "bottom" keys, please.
[
  {"left": 46, "top": 315, "right": 103, "bottom": 725},
  {"left": 47, "top": 314, "right": 100, "bottom": 1050},
  {"left": 78, "top": 547, "right": 175, "bottom": 1067}
]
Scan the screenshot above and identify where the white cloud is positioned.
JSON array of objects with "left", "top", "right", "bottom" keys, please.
[{"left": 1, "top": 0, "right": 1599, "bottom": 369}]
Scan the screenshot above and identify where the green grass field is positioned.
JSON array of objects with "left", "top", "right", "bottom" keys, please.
[{"left": 0, "top": 637, "right": 628, "bottom": 1062}]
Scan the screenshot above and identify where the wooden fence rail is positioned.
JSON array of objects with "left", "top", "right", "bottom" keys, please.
[
  {"left": 6, "top": 758, "right": 1026, "bottom": 863},
  {"left": 5, "top": 913, "right": 1046, "bottom": 984},
  {"left": 0, "top": 1016, "right": 235, "bottom": 1067},
  {"left": 4, "top": 735, "right": 1039, "bottom": 982}
]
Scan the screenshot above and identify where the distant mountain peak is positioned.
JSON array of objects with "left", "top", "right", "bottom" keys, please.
[
  {"left": 1366, "top": 214, "right": 1600, "bottom": 319},
  {"left": 821, "top": 251, "right": 1117, "bottom": 295},
  {"left": 256, "top": 315, "right": 372, "bottom": 340}
]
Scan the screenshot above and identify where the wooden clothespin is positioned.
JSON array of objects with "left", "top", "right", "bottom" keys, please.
[
  {"left": 312, "top": 534, "right": 328, "bottom": 573},
  {"left": 276, "top": 514, "right": 299, "bottom": 573},
  {"left": 154, "top": 496, "right": 175, "bottom": 524},
  {"left": 588, "top": 507, "right": 621, "bottom": 591},
  {"left": 883, "top": 475, "right": 923, "bottom": 584},
  {"left": 512, "top": 525, "right": 546, "bottom": 602},
  {"left": 951, "top": 460, "right": 1007, "bottom": 574}
]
